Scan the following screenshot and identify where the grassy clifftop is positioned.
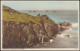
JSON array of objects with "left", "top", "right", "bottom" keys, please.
[{"left": 3, "top": 6, "right": 54, "bottom": 25}]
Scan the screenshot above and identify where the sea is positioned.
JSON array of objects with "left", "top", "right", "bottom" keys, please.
[{"left": 19, "top": 10, "right": 78, "bottom": 48}]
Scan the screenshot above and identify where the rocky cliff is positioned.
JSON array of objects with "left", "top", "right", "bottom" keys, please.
[{"left": 2, "top": 5, "right": 59, "bottom": 48}]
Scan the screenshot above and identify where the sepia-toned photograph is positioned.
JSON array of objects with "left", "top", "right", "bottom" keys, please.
[{"left": 1, "top": 1, "right": 79, "bottom": 50}]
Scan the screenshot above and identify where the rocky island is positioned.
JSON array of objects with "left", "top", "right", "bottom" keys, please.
[{"left": 2, "top": 5, "right": 71, "bottom": 48}]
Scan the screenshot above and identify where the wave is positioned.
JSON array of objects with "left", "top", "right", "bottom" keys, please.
[
  {"left": 72, "top": 23, "right": 79, "bottom": 28},
  {"left": 57, "top": 33, "right": 78, "bottom": 38},
  {"left": 49, "top": 39, "right": 54, "bottom": 43},
  {"left": 65, "top": 28, "right": 72, "bottom": 31},
  {"left": 57, "top": 29, "right": 78, "bottom": 38},
  {"left": 57, "top": 34, "right": 70, "bottom": 38}
]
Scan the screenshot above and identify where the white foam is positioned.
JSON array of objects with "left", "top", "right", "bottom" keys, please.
[
  {"left": 72, "top": 23, "right": 79, "bottom": 28},
  {"left": 65, "top": 28, "right": 72, "bottom": 31},
  {"left": 57, "top": 34, "right": 68, "bottom": 38},
  {"left": 57, "top": 23, "right": 78, "bottom": 38},
  {"left": 50, "top": 39, "right": 54, "bottom": 43},
  {"left": 57, "top": 33, "right": 77, "bottom": 38}
]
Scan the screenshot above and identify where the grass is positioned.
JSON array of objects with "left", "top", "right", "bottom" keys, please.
[
  {"left": 25, "top": 31, "right": 29, "bottom": 37},
  {"left": 3, "top": 9, "right": 54, "bottom": 25}
]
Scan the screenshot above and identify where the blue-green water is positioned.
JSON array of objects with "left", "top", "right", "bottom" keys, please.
[
  {"left": 19, "top": 10, "right": 78, "bottom": 48},
  {"left": 19, "top": 10, "right": 78, "bottom": 31},
  {"left": 19, "top": 10, "right": 78, "bottom": 23}
]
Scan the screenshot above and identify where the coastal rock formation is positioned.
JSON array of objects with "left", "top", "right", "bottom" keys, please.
[
  {"left": 65, "top": 35, "right": 70, "bottom": 38},
  {"left": 37, "top": 14, "right": 50, "bottom": 19},
  {"left": 58, "top": 22, "right": 71, "bottom": 27},
  {"left": 3, "top": 20, "right": 59, "bottom": 48},
  {"left": 2, "top": 6, "right": 59, "bottom": 48},
  {"left": 57, "top": 22, "right": 71, "bottom": 32}
]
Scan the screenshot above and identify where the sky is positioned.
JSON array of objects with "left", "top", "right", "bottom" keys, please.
[{"left": 2, "top": 1, "right": 79, "bottom": 10}]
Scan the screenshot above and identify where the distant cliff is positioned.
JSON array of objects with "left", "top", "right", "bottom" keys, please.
[{"left": 2, "top": 5, "right": 69, "bottom": 48}]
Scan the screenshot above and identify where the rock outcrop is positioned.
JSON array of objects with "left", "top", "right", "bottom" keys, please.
[
  {"left": 58, "top": 22, "right": 71, "bottom": 27},
  {"left": 37, "top": 14, "right": 50, "bottom": 19},
  {"left": 57, "top": 22, "right": 71, "bottom": 32},
  {"left": 3, "top": 20, "right": 59, "bottom": 48},
  {"left": 3, "top": 5, "right": 19, "bottom": 13}
]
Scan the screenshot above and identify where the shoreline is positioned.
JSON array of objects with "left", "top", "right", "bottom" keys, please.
[{"left": 32, "top": 25, "right": 78, "bottom": 48}]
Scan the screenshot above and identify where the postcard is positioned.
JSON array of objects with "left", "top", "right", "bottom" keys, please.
[{"left": 1, "top": 1, "right": 79, "bottom": 50}]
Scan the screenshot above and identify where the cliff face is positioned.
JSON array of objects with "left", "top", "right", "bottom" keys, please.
[
  {"left": 3, "top": 21, "right": 59, "bottom": 48},
  {"left": 2, "top": 6, "right": 59, "bottom": 48}
]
